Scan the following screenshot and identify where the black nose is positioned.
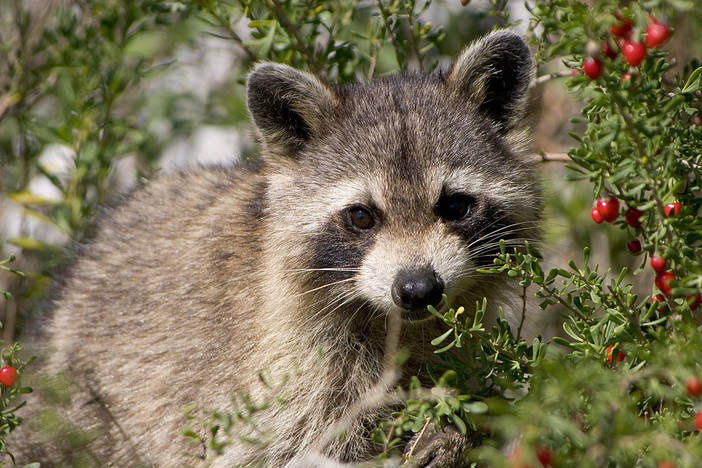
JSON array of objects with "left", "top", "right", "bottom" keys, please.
[{"left": 391, "top": 268, "right": 444, "bottom": 310}]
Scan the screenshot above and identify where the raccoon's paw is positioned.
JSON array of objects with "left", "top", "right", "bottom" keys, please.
[{"left": 403, "top": 423, "right": 478, "bottom": 468}]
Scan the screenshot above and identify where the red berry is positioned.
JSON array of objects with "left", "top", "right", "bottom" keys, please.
[
  {"left": 611, "top": 14, "right": 633, "bottom": 38},
  {"left": 606, "top": 345, "right": 625, "bottom": 365},
  {"left": 646, "top": 21, "right": 670, "bottom": 48},
  {"left": 694, "top": 114, "right": 702, "bottom": 126},
  {"left": 602, "top": 42, "right": 618, "bottom": 60},
  {"left": 687, "top": 293, "right": 702, "bottom": 310},
  {"left": 0, "top": 366, "right": 17, "bottom": 387},
  {"left": 695, "top": 411, "right": 702, "bottom": 431},
  {"left": 627, "top": 239, "right": 642, "bottom": 253},
  {"left": 622, "top": 41, "right": 646, "bottom": 66},
  {"left": 687, "top": 377, "right": 702, "bottom": 397},
  {"left": 596, "top": 197, "right": 620, "bottom": 222},
  {"left": 664, "top": 202, "right": 681, "bottom": 217},
  {"left": 652, "top": 294, "right": 667, "bottom": 311},
  {"left": 508, "top": 446, "right": 529, "bottom": 468},
  {"left": 650, "top": 256, "right": 666, "bottom": 273},
  {"left": 622, "top": 72, "right": 633, "bottom": 81},
  {"left": 535, "top": 446, "right": 554, "bottom": 467},
  {"left": 583, "top": 58, "right": 603, "bottom": 80},
  {"left": 625, "top": 207, "right": 643, "bottom": 227},
  {"left": 591, "top": 206, "right": 604, "bottom": 224},
  {"left": 655, "top": 271, "right": 676, "bottom": 297},
  {"left": 658, "top": 462, "right": 676, "bottom": 468}
]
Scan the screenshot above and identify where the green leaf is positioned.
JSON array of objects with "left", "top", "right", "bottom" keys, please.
[
  {"left": 431, "top": 328, "right": 454, "bottom": 346},
  {"left": 462, "top": 401, "right": 488, "bottom": 414},
  {"left": 7, "top": 237, "right": 62, "bottom": 252},
  {"left": 434, "top": 340, "right": 456, "bottom": 354},
  {"left": 682, "top": 66, "right": 702, "bottom": 94},
  {"left": 7, "top": 191, "right": 59, "bottom": 206},
  {"left": 450, "top": 413, "right": 467, "bottom": 435}
]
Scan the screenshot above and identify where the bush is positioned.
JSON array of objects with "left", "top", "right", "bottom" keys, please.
[{"left": 1, "top": 0, "right": 701, "bottom": 465}]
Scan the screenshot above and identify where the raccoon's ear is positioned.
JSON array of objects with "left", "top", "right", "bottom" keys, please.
[
  {"left": 445, "top": 30, "right": 532, "bottom": 132},
  {"left": 247, "top": 63, "right": 337, "bottom": 154}
]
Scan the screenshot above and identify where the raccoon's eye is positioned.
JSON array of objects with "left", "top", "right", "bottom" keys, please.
[
  {"left": 347, "top": 206, "right": 375, "bottom": 230},
  {"left": 436, "top": 193, "right": 474, "bottom": 221}
]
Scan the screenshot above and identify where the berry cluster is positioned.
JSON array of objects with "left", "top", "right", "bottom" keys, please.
[
  {"left": 581, "top": 12, "right": 670, "bottom": 80},
  {"left": 590, "top": 196, "right": 701, "bottom": 312},
  {"left": 508, "top": 444, "right": 554, "bottom": 468},
  {"left": 687, "top": 377, "right": 702, "bottom": 437}
]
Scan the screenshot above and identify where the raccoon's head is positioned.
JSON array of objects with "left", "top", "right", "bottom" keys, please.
[{"left": 247, "top": 31, "right": 540, "bottom": 325}]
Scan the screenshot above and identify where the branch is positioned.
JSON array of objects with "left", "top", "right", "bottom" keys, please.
[
  {"left": 535, "top": 152, "right": 571, "bottom": 163},
  {"left": 268, "top": 0, "right": 322, "bottom": 74},
  {"left": 531, "top": 70, "right": 573, "bottom": 88},
  {"left": 204, "top": 5, "right": 258, "bottom": 62},
  {"left": 304, "top": 310, "right": 403, "bottom": 461},
  {"left": 376, "top": 0, "right": 405, "bottom": 70}
]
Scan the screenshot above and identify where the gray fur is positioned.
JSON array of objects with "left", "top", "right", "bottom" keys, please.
[{"left": 14, "top": 31, "right": 540, "bottom": 467}]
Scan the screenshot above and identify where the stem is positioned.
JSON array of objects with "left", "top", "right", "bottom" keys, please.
[
  {"left": 608, "top": 285, "right": 646, "bottom": 342},
  {"left": 405, "top": 0, "right": 423, "bottom": 70},
  {"left": 376, "top": 0, "right": 405, "bottom": 70},
  {"left": 612, "top": 95, "right": 681, "bottom": 249},
  {"left": 516, "top": 283, "right": 527, "bottom": 342},
  {"left": 367, "top": 38, "right": 380, "bottom": 79},
  {"left": 540, "top": 282, "right": 589, "bottom": 321},
  {"left": 206, "top": 4, "right": 258, "bottom": 62},
  {"left": 308, "top": 310, "right": 402, "bottom": 460},
  {"left": 531, "top": 70, "right": 573, "bottom": 87},
  {"left": 536, "top": 152, "right": 570, "bottom": 163},
  {"left": 405, "top": 417, "right": 431, "bottom": 458},
  {"left": 268, "top": 0, "right": 322, "bottom": 74}
]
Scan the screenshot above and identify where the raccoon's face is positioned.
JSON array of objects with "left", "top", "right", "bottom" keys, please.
[{"left": 247, "top": 31, "right": 540, "bottom": 323}]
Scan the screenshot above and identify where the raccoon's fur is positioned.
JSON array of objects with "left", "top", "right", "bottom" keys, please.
[{"left": 14, "top": 30, "right": 540, "bottom": 467}]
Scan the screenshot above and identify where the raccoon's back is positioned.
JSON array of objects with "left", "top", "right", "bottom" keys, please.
[{"left": 21, "top": 164, "right": 268, "bottom": 465}]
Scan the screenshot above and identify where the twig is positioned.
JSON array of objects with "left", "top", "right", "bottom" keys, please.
[
  {"left": 405, "top": 4, "right": 423, "bottom": 70},
  {"left": 268, "top": 0, "right": 322, "bottom": 74},
  {"left": 535, "top": 152, "right": 570, "bottom": 163},
  {"left": 205, "top": 5, "right": 258, "bottom": 62},
  {"left": 305, "top": 310, "right": 403, "bottom": 460},
  {"left": 608, "top": 285, "right": 646, "bottom": 342},
  {"left": 367, "top": 39, "right": 380, "bottom": 79},
  {"left": 376, "top": 0, "right": 405, "bottom": 70},
  {"left": 405, "top": 417, "right": 431, "bottom": 459},
  {"left": 516, "top": 283, "right": 527, "bottom": 342},
  {"left": 531, "top": 70, "right": 573, "bottom": 87}
]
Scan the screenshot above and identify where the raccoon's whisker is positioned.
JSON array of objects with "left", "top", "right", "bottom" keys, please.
[
  {"left": 468, "top": 218, "right": 538, "bottom": 244},
  {"left": 466, "top": 221, "right": 539, "bottom": 251},
  {"left": 347, "top": 300, "right": 375, "bottom": 328},
  {"left": 468, "top": 229, "right": 541, "bottom": 250},
  {"left": 304, "top": 289, "right": 359, "bottom": 325},
  {"left": 293, "top": 277, "right": 357, "bottom": 298},
  {"left": 467, "top": 236, "right": 541, "bottom": 257},
  {"left": 282, "top": 267, "right": 362, "bottom": 273},
  {"left": 464, "top": 241, "right": 535, "bottom": 262},
  {"left": 308, "top": 290, "right": 355, "bottom": 316}
]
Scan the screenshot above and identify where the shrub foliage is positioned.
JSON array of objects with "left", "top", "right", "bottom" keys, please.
[{"left": 1, "top": 0, "right": 701, "bottom": 466}]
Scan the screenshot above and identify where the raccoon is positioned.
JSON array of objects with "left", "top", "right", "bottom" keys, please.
[{"left": 14, "top": 30, "right": 540, "bottom": 467}]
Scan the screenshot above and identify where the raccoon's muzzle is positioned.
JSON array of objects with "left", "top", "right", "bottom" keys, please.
[{"left": 391, "top": 268, "right": 444, "bottom": 319}]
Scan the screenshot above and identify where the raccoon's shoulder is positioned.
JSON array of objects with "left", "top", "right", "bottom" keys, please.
[
  {"left": 58, "top": 161, "right": 265, "bottom": 276},
  {"left": 99, "top": 161, "right": 263, "bottom": 233}
]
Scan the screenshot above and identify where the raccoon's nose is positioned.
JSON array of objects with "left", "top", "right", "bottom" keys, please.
[{"left": 391, "top": 269, "right": 444, "bottom": 311}]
